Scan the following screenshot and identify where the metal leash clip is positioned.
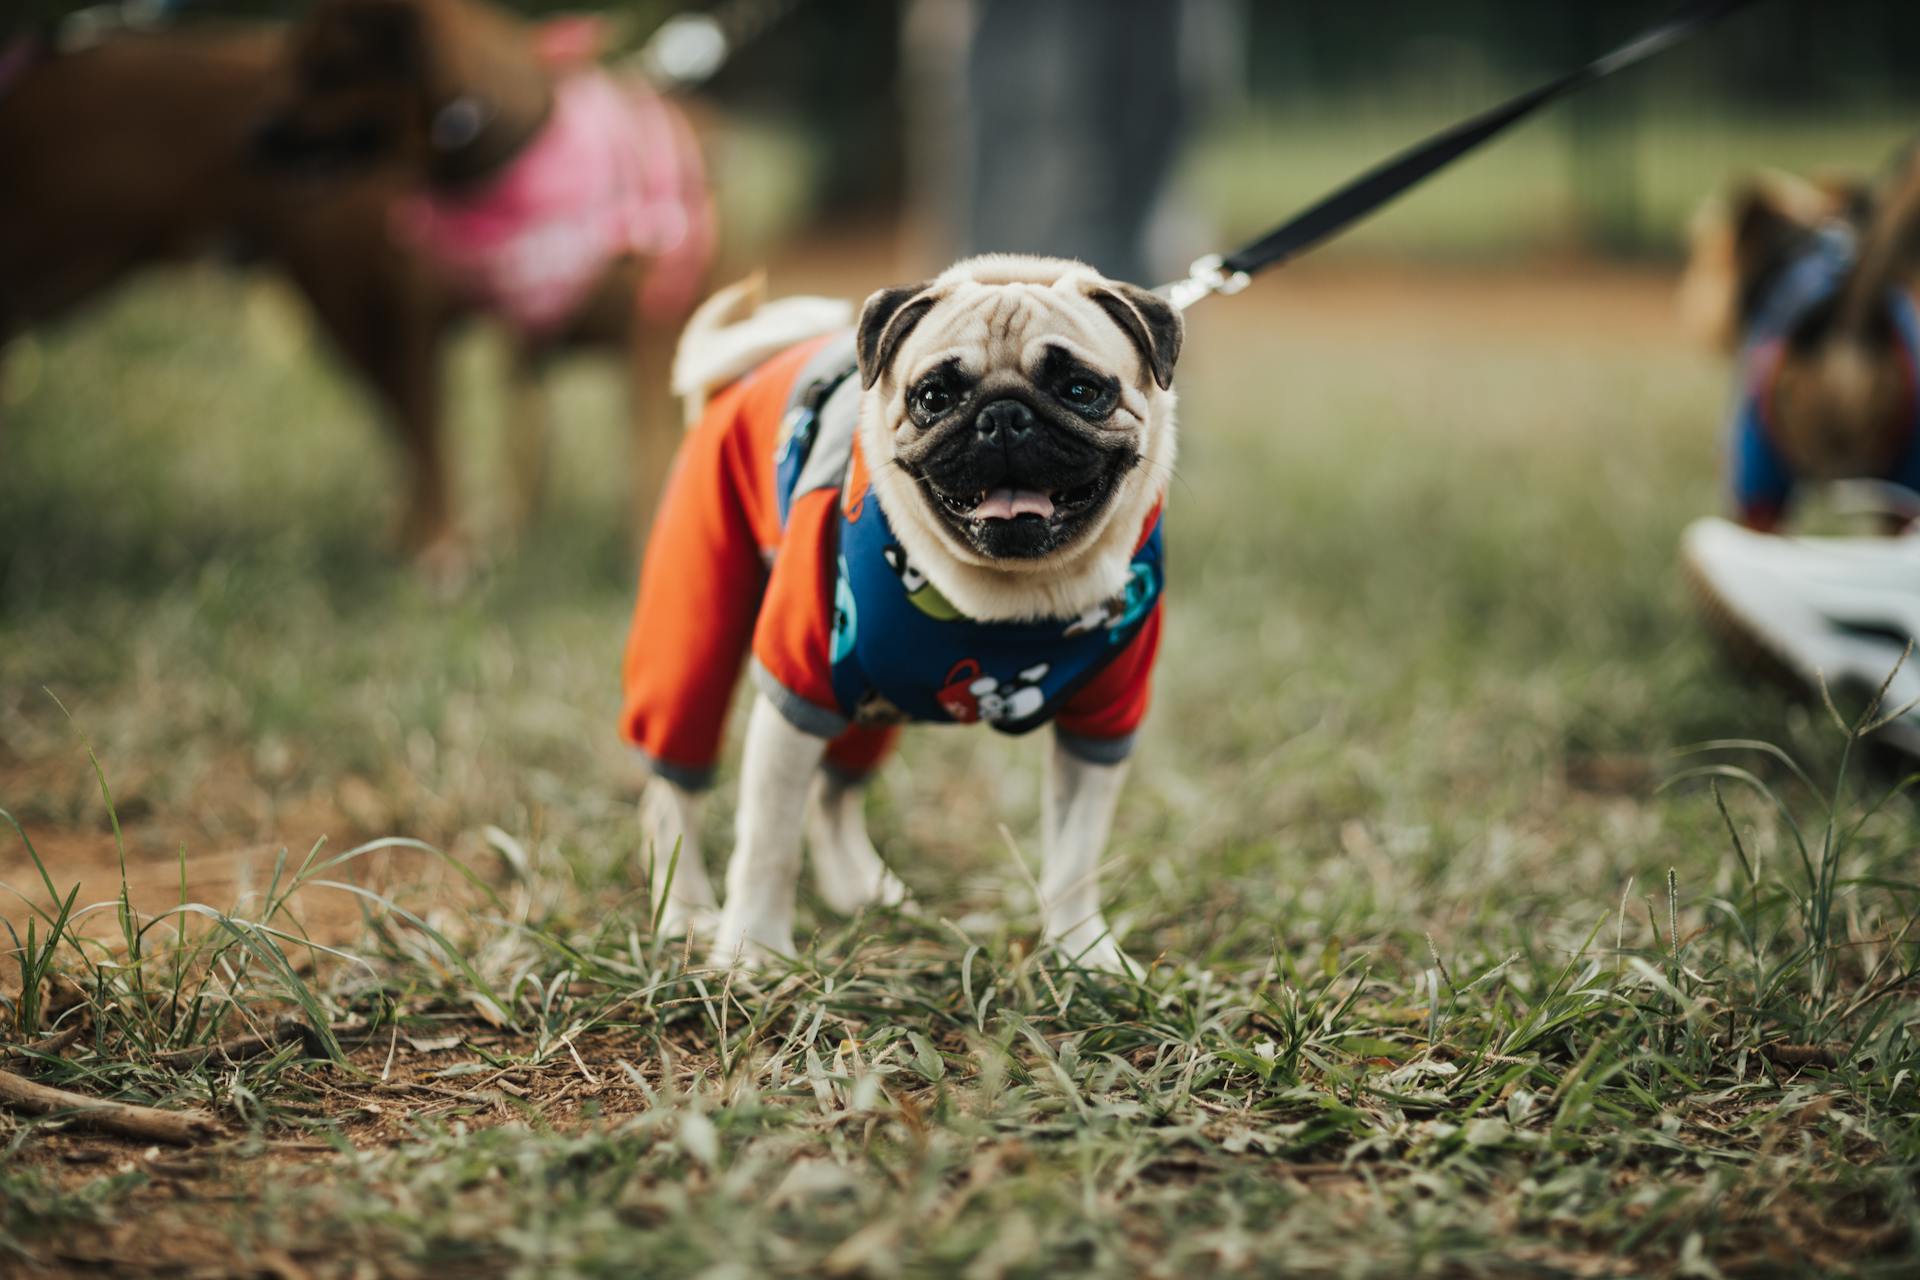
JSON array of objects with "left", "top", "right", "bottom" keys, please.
[{"left": 1162, "top": 253, "right": 1253, "bottom": 313}]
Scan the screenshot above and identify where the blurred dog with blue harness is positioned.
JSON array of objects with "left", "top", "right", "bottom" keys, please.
[
  {"left": 1679, "top": 146, "right": 1920, "bottom": 753},
  {"left": 1680, "top": 146, "right": 1920, "bottom": 532}
]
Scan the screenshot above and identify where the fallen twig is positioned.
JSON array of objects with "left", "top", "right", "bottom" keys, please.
[
  {"left": 1762, "top": 1041, "right": 1840, "bottom": 1069},
  {"left": 150, "top": 1017, "right": 372, "bottom": 1069},
  {"left": 373, "top": 1078, "right": 524, "bottom": 1104},
  {"left": 0, "top": 1066, "right": 221, "bottom": 1144},
  {"left": 1, "top": 1022, "right": 86, "bottom": 1066},
  {"left": 150, "top": 1016, "right": 322, "bottom": 1068}
]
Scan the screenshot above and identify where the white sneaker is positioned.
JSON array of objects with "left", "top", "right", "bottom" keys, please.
[{"left": 1681, "top": 517, "right": 1920, "bottom": 749}]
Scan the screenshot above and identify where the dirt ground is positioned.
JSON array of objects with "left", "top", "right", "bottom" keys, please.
[
  {"left": 8, "top": 1020, "right": 662, "bottom": 1277},
  {"left": 0, "top": 750, "right": 424, "bottom": 983}
]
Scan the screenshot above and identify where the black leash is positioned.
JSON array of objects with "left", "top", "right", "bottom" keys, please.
[{"left": 1163, "top": 0, "right": 1767, "bottom": 310}]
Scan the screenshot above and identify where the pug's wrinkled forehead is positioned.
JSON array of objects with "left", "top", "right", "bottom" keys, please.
[{"left": 856, "top": 255, "right": 1182, "bottom": 401}]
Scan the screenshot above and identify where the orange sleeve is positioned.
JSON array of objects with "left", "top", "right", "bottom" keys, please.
[
  {"left": 618, "top": 332, "right": 845, "bottom": 778},
  {"left": 748, "top": 487, "right": 846, "bottom": 734},
  {"left": 1053, "top": 605, "right": 1161, "bottom": 754}
]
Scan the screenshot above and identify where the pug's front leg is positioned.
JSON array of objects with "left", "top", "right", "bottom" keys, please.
[
  {"left": 712, "top": 696, "right": 828, "bottom": 966},
  {"left": 807, "top": 773, "right": 911, "bottom": 915},
  {"left": 1041, "top": 736, "right": 1136, "bottom": 975},
  {"left": 641, "top": 775, "right": 717, "bottom": 939}
]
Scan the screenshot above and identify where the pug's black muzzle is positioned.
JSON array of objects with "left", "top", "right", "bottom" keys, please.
[{"left": 911, "top": 397, "right": 1135, "bottom": 560}]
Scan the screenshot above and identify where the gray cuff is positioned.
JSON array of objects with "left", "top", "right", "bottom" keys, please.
[
  {"left": 632, "top": 748, "right": 715, "bottom": 792},
  {"left": 1055, "top": 728, "right": 1134, "bottom": 765},
  {"left": 750, "top": 659, "right": 850, "bottom": 740}
]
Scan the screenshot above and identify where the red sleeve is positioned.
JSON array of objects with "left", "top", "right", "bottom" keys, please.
[{"left": 1054, "top": 605, "right": 1162, "bottom": 744}]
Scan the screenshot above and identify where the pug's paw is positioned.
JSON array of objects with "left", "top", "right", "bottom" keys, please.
[
  {"left": 655, "top": 899, "right": 719, "bottom": 945},
  {"left": 708, "top": 907, "right": 794, "bottom": 971},
  {"left": 1047, "top": 918, "right": 1139, "bottom": 979},
  {"left": 815, "top": 856, "right": 913, "bottom": 917}
]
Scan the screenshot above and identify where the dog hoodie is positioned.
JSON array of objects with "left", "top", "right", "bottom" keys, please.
[
  {"left": 395, "top": 71, "right": 713, "bottom": 334},
  {"left": 620, "top": 334, "right": 1164, "bottom": 789}
]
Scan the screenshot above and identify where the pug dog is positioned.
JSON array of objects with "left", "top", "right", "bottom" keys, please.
[{"left": 618, "top": 255, "right": 1182, "bottom": 972}]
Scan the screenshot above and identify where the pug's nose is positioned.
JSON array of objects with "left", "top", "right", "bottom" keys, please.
[{"left": 974, "top": 399, "right": 1035, "bottom": 447}]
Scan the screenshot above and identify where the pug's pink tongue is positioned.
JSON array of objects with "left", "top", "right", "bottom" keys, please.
[{"left": 974, "top": 488, "right": 1055, "bottom": 520}]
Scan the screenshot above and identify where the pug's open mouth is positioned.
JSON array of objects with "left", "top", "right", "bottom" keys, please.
[{"left": 914, "top": 453, "right": 1134, "bottom": 559}]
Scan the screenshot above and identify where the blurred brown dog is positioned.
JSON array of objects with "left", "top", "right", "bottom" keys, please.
[
  {"left": 256, "top": 0, "right": 714, "bottom": 553},
  {"left": 1, "top": 1, "right": 712, "bottom": 576},
  {"left": 0, "top": 25, "right": 472, "bottom": 570},
  {"left": 1679, "top": 148, "right": 1920, "bottom": 529}
]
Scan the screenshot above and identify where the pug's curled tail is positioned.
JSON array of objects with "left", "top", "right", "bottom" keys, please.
[{"left": 671, "top": 274, "right": 854, "bottom": 425}]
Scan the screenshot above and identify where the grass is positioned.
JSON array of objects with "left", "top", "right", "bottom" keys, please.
[
  {"left": 1186, "top": 101, "right": 1919, "bottom": 260},
  {"left": 2, "top": 253, "right": 1919, "bottom": 1277}
]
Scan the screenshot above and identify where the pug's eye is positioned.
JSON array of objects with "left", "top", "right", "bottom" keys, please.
[
  {"left": 1056, "top": 372, "right": 1118, "bottom": 416},
  {"left": 1060, "top": 378, "right": 1100, "bottom": 408},
  {"left": 911, "top": 381, "right": 954, "bottom": 419}
]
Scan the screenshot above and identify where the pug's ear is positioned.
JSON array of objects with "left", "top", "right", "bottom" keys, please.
[
  {"left": 1086, "top": 282, "right": 1183, "bottom": 390},
  {"left": 857, "top": 284, "right": 938, "bottom": 390}
]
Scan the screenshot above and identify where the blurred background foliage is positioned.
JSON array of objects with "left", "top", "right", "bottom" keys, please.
[{"left": 7, "top": 0, "right": 1917, "bottom": 260}]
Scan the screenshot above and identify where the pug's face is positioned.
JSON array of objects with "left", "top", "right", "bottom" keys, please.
[{"left": 855, "top": 256, "right": 1181, "bottom": 573}]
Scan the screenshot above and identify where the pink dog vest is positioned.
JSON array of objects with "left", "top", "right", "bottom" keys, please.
[{"left": 396, "top": 71, "right": 713, "bottom": 335}]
